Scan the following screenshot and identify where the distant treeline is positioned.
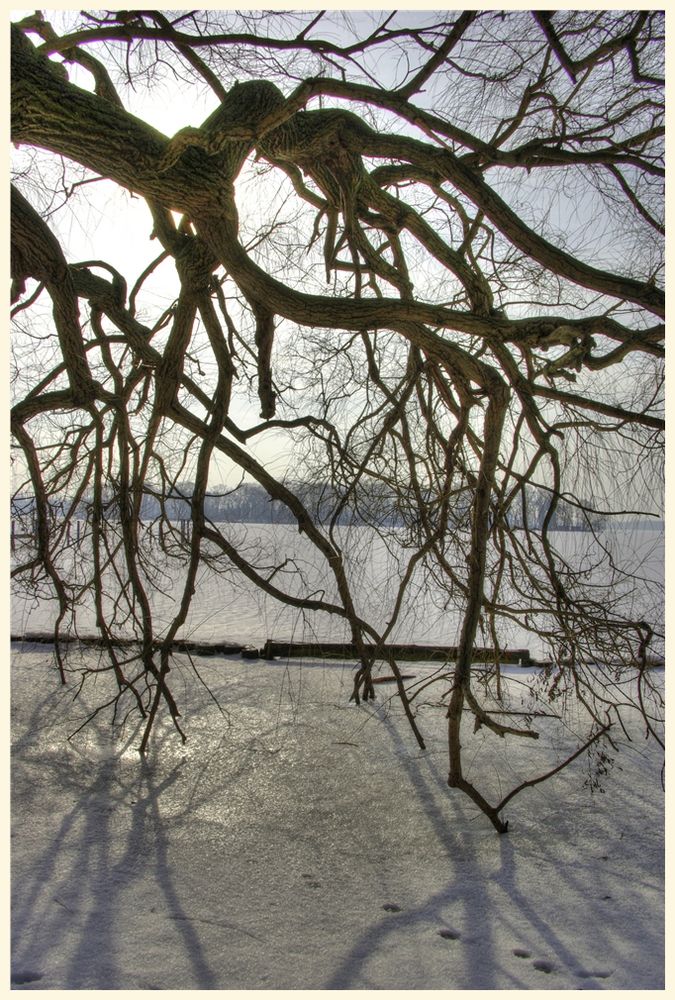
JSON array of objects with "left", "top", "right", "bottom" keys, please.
[{"left": 10, "top": 481, "right": 626, "bottom": 531}]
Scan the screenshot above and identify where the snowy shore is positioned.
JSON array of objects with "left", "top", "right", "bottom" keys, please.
[{"left": 10, "top": 642, "right": 664, "bottom": 990}]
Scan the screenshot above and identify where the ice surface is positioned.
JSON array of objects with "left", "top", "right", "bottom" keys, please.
[
  {"left": 10, "top": 644, "right": 664, "bottom": 990},
  {"left": 10, "top": 524, "right": 665, "bottom": 659}
]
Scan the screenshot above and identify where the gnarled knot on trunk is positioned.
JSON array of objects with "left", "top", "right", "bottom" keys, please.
[
  {"left": 158, "top": 79, "right": 378, "bottom": 282},
  {"left": 158, "top": 79, "right": 492, "bottom": 306},
  {"left": 158, "top": 79, "right": 286, "bottom": 174},
  {"left": 174, "top": 234, "right": 218, "bottom": 293}
]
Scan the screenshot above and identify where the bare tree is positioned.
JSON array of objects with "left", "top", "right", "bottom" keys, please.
[{"left": 11, "top": 10, "right": 664, "bottom": 831}]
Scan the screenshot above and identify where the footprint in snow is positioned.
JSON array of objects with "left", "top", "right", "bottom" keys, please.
[
  {"left": 382, "top": 903, "right": 402, "bottom": 913},
  {"left": 577, "top": 969, "right": 612, "bottom": 980},
  {"left": 11, "top": 971, "right": 44, "bottom": 985},
  {"left": 512, "top": 948, "right": 531, "bottom": 959},
  {"left": 301, "top": 874, "right": 321, "bottom": 888},
  {"left": 438, "top": 928, "right": 461, "bottom": 940},
  {"left": 532, "top": 959, "right": 556, "bottom": 974}
]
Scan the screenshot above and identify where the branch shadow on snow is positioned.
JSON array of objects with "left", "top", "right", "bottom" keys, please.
[
  {"left": 11, "top": 651, "right": 663, "bottom": 989},
  {"left": 321, "top": 693, "right": 663, "bottom": 990},
  {"left": 322, "top": 700, "right": 514, "bottom": 989},
  {"left": 11, "top": 684, "right": 220, "bottom": 990}
]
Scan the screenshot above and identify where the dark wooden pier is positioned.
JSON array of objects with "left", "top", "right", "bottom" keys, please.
[
  {"left": 261, "top": 640, "right": 533, "bottom": 665},
  {"left": 11, "top": 632, "right": 534, "bottom": 666}
]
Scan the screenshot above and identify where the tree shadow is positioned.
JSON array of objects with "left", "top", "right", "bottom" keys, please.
[
  {"left": 11, "top": 697, "right": 219, "bottom": 989},
  {"left": 323, "top": 702, "right": 517, "bottom": 989},
  {"left": 322, "top": 694, "right": 663, "bottom": 989},
  {"left": 11, "top": 653, "right": 663, "bottom": 990}
]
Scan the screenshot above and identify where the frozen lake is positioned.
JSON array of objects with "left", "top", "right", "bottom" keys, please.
[{"left": 11, "top": 521, "right": 664, "bottom": 660}]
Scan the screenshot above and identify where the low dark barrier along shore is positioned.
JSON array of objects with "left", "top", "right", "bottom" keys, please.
[{"left": 11, "top": 632, "right": 537, "bottom": 666}]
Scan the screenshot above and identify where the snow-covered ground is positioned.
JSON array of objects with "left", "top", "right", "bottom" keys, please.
[{"left": 11, "top": 641, "right": 664, "bottom": 990}]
